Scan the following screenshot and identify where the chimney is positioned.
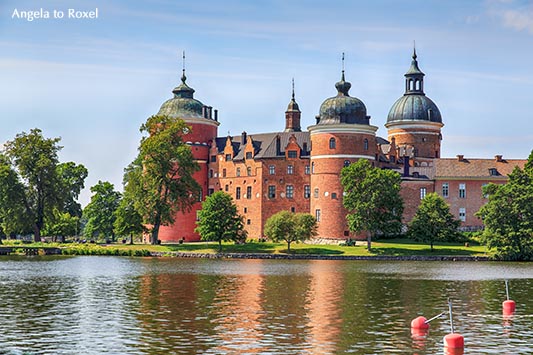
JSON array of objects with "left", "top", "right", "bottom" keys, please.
[
  {"left": 457, "top": 155, "right": 464, "bottom": 162},
  {"left": 241, "top": 131, "right": 247, "bottom": 145},
  {"left": 214, "top": 109, "right": 218, "bottom": 121},
  {"left": 495, "top": 155, "right": 503, "bottom": 162},
  {"left": 276, "top": 135, "right": 281, "bottom": 156},
  {"left": 403, "top": 156, "right": 410, "bottom": 177},
  {"left": 202, "top": 106, "right": 207, "bottom": 118},
  {"left": 207, "top": 106, "right": 213, "bottom": 119}
]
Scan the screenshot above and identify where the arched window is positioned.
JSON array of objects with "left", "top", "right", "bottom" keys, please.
[
  {"left": 247, "top": 166, "right": 252, "bottom": 176},
  {"left": 329, "top": 137, "right": 336, "bottom": 149},
  {"left": 364, "top": 139, "right": 369, "bottom": 151}
]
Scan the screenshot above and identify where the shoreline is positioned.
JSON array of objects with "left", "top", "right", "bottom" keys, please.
[{"left": 149, "top": 251, "right": 491, "bottom": 261}]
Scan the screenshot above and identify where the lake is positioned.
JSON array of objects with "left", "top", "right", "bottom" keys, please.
[{"left": 0, "top": 256, "right": 532, "bottom": 354}]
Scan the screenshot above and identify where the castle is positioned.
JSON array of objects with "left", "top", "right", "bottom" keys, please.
[{"left": 153, "top": 50, "right": 526, "bottom": 242}]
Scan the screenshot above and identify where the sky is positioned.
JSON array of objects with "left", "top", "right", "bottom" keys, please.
[{"left": 1, "top": 0, "right": 533, "bottom": 206}]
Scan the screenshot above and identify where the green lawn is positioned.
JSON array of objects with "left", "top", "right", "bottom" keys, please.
[{"left": 1, "top": 238, "right": 488, "bottom": 257}]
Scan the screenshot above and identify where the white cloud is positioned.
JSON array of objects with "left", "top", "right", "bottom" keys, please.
[{"left": 501, "top": 8, "right": 533, "bottom": 33}]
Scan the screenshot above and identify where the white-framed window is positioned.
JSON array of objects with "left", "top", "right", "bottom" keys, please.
[
  {"left": 247, "top": 166, "right": 252, "bottom": 176},
  {"left": 269, "top": 165, "right": 275, "bottom": 175},
  {"left": 442, "top": 183, "right": 449, "bottom": 198},
  {"left": 314, "top": 188, "right": 319, "bottom": 198},
  {"left": 459, "top": 183, "right": 466, "bottom": 198},
  {"left": 287, "top": 165, "right": 294, "bottom": 174},
  {"left": 329, "top": 138, "right": 336, "bottom": 149},
  {"left": 236, "top": 187, "right": 241, "bottom": 200},
  {"left": 364, "top": 138, "right": 369, "bottom": 151},
  {"left": 420, "top": 187, "right": 427, "bottom": 200},
  {"left": 268, "top": 185, "right": 275, "bottom": 198},
  {"left": 305, "top": 165, "right": 310, "bottom": 174},
  {"left": 247, "top": 186, "right": 252, "bottom": 200},
  {"left": 304, "top": 185, "right": 310, "bottom": 199},
  {"left": 236, "top": 167, "right": 241, "bottom": 177},
  {"left": 459, "top": 208, "right": 466, "bottom": 222},
  {"left": 315, "top": 209, "right": 321, "bottom": 222},
  {"left": 286, "top": 185, "right": 294, "bottom": 198}
]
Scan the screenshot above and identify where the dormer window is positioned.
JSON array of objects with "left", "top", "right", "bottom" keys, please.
[
  {"left": 489, "top": 168, "right": 498, "bottom": 176},
  {"left": 246, "top": 152, "right": 253, "bottom": 159}
]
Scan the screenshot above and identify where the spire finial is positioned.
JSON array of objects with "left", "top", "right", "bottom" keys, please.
[
  {"left": 181, "top": 50, "right": 187, "bottom": 83},
  {"left": 291, "top": 78, "right": 295, "bottom": 100},
  {"left": 341, "top": 52, "right": 345, "bottom": 81},
  {"left": 413, "top": 41, "right": 417, "bottom": 60}
]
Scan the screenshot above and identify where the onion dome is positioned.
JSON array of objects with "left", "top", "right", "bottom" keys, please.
[
  {"left": 317, "top": 69, "right": 369, "bottom": 125},
  {"left": 387, "top": 48, "right": 442, "bottom": 124},
  {"left": 157, "top": 69, "right": 204, "bottom": 118}
]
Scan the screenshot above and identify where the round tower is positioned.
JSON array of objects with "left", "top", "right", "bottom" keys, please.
[
  {"left": 308, "top": 59, "right": 378, "bottom": 239},
  {"left": 156, "top": 56, "right": 220, "bottom": 242},
  {"left": 386, "top": 48, "right": 443, "bottom": 160}
]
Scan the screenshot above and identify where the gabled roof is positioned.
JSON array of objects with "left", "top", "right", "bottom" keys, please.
[{"left": 434, "top": 158, "right": 526, "bottom": 179}]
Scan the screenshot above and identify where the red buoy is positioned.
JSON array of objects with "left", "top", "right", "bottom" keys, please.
[
  {"left": 445, "top": 347, "right": 465, "bottom": 355},
  {"left": 443, "top": 333, "right": 464, "bottom": 349},
  {"left": 410, "top": 316, "right": 429, "bottom": 329},
  {"left": 503, "top": 299, "right": 516, "bottom": 315}
]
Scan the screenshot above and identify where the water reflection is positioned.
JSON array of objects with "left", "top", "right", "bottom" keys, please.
[{"left": 0, "top": 257, "right": 532, "bottom": 354}]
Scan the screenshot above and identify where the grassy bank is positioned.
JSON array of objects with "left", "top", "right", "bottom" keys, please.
[{"left": 0, "top": 238, "right": 489, "bottom": 258}]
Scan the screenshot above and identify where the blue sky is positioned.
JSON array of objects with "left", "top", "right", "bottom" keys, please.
[{"left": 1, "top": 0, "right": 533, "bottom": 206}]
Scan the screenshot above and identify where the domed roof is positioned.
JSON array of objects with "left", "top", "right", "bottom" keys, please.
[
  {"left": 387, "top": 95, "right": 442, "bottom": 123},
  {"left": 317, "top": 71, "right": 369, "bottom": 125},
  {"left": 157, "top": 71, "right": 204, "bottom": 118},
  {"left": 386, "top": 49, "right": 442, "bottom": 124}
]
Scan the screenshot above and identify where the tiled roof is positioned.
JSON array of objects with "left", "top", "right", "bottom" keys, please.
[
  {"left": 215, "top": 131, "right": 311, "bottom": 159},
  {"left": 434, "top": 158, "right": 526, "bottom": 179}
]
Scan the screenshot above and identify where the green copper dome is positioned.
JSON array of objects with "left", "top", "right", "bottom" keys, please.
[
  {"left": 317, "top": 71, "right": 369, "bottom": 125},
  {"left": 387, "top": 49, "right": 442, "bottom": 124},
  {"left": 158, "top": 71, "right": 204, "bottom": 118}
]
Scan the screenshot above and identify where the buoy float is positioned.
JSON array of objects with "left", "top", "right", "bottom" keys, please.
[
  {"left": 443, "top": 298, "right": 464, "bottom": 350},
  {"left": 410, "top": 316, "right": 429, "bottom": 330},
  {"left": 503, "top": 280, "right": 516, "bottom": 315}
]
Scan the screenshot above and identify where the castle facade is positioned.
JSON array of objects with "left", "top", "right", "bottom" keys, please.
[{"left": 153, "top": 51, "right": 526, "bottom": 242}]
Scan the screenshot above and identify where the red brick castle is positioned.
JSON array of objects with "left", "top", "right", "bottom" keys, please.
[{"left": 154, "top": 50, "right": 526, "bottom": 242}]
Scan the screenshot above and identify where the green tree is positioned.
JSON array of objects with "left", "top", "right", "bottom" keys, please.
[
  {"left": 195, "top": 191, "right": 246, "bottom": 252},
  {"left": 264, "top": 211, "right": 317, "bottom": 252},
  {"left": 0, "top": 153, "right": 30, "bottom": 239},
  {"left": 83, "top": 181, "right": 121, "bottom": 242},
  {"left": 408, "top": 193, "right": 460, "bottom": 251},
  {"left": 42, "top": 210, "right": 79, "bottom": 242},
  {"left": 341, "top": 159, "right": 404, "bottom": 251},
  {"left": 0, "top": 128, "right": 85, "bottom": 241},
  {"left": 57, "top": 162, "right": 88, "bottom": 217},
  {"left": 476, "top": 159, "right": 533, "bottom": 261},
  {"left": 124, "top": 115, "right": 201, "bottom": 245},
  {"left": 114, "top": 195, "right": 144, "bottom": 244}
]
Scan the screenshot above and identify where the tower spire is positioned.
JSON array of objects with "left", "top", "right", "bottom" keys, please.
[
  {"left": 413, "top": 40, "right": 417, "bottom": 60},
  {"left": 181, "top": 50, "right": 187, "bottom": 83},
  {"left": 292, "top": 77, "right": 295, "bottom": 100},
  {"left": 341, "top": 52, "right": 345, "bottom": 81}
]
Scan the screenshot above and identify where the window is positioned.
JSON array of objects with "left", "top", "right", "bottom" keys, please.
[
  {"left": 314, "top": 188, "right": 319, "bottom": 198},
  {"left": 331, "top": 192, "right": 337, "bottom": 199},
  {"left": 247, "top": 219, "right": 251, "bottom": 225},
  {"left": 287, "top": 165, "right": 294, "bottom": 174},
  {"left": 208, "top": 188, "right": 214, "bottom": 196},
  {"left": 288, "top": 150, "right": 297, "bottom": 158},
  {"left": 329, "top": 137, "right": 336, "bottom": 149},
  {"left": 311, "top": 162, "right": 315, "bottom": 173},
  {"left": 236, "top": 187, "right": 241, "bottom": 200},
  {"left": 268, "top": 185, "right": 276, "bottom": 199},
  {"left": 304, "top": 185, "right": 310, "bottom": 199},
  {"left": 225, "top": 154, "right": 232, "bottom": 161},
  {"left": 244, "top": 207, "right": 247, "bottom": 213},
  {"left": 210, "top": 155, "right": 217, "bottom": 163},
  {"left": 245, "top": 186, "right": 251, "bottom": 199},
  {"left": 222, "top": 169, "right": 227, "bottom": 178},
  {"left": 225, "top": 185, "right": 229, "bottom": 192},
  {"left": 459, "top": 208, "right": 466, "bottom": 222},
  {"left": 315, "top": 209, "right": 321, "bottom": 222},
  {"left": 247, "top": 166, "right": 252, "bottom": 176},
  {"left": 364, "top": 139, "right": 369, "bottom": 151},
  {"left": 246, "top": 152, "right": 252, "bottom": 159},
  {"left": 344, "top": 160, "right": 350, "bottom": 167},
  {"left": 269, "top": 165, "right": 275, "bottom": 175},
  {"left": 420, "top": 187, "right": 427, "bottom": 200},
  {"left": 286, "top": 185, "right": 294, "bottom": 198},
  {"left": 305, "top": 165, "right": 310, "bottom": 175},
  {"left": 209, "top": 169, "right": 213, "bottom": 178},
  {"left": 236, "top": 168, "right": 241, "bottom": 177},
  {"left": 489, "top": 168, "right": 498, "bottom": 176},
  {"left": 291, "top": 207, "right": 295, "bottom": 213},
  {"left": 197, "top": 189, "right": 203, "bottom": 202},
  {"left": 442, "top": 183, "right": 449, "bottom": 198},
  {"left": 459, "top": 183, "right": 466, "bottom": 198}
]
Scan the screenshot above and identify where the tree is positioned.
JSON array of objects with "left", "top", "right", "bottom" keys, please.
[
  {"left": 341, "top": 159, "right": 404, "bottom": 251},
  {"left": 124, "top": 115, "right": 201, "bottom": 245},
  {"left": 83, "top": 181, "right": 121, "bottom": 242},
  {"left": 195, "top": 191, "right": 246, "bottom": 252},
  {"left": 114, "top": 195, "right": 144, "bottom": 244},
  {"left": 0, "top": 128, "right": 86, "bottom": 242},
  {"left": 476, "top": 159, "right": 533, "bottom": 261},
  {"left": 408, "top": 193, "right": 460, "bottom": 251},
  {"left": 264, "top": 211, "right": 317, "bottom": 252},
  {"left": 42, "top": 210, "right": 79, "bottom": 242},
  {"left": 0, "top": 153, "right": 30, "bottom": 238}
]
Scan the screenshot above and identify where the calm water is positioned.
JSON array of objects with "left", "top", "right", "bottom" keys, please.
[{"left": 0, "top": 256, "right": 532, "bottom": 355}]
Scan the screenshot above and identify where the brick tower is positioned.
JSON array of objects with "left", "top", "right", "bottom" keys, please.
[
  {"left": 155, "top": 58, "right": 219, "bottom": 242},
  {"left": 385, "top": 48, "right": 443, "bottom": 163},
  {"left": 308, "top": 60, "right": 378, "bottom": 239}
]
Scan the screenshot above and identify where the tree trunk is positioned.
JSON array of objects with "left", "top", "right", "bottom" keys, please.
[
  {"left": 151, "top": 213, "right": 161, "bottom": 245},
  {"left": 130, "top": 233, "right": 134, "bottom": 245},
  {"left": 287, "top": 241, "right": 291, "bottom": 253},
  {"left": 367, "top": 231, "right": 372, "bottom": 252},
  {"left": 33, "top": 224, "right": 41, "bottom": 243},
  {"left": 430, "top": 242, "right": 434, "bottom": 252},
  {"left": 218, "top": 240, "right": 222, "bottom": 252}
]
